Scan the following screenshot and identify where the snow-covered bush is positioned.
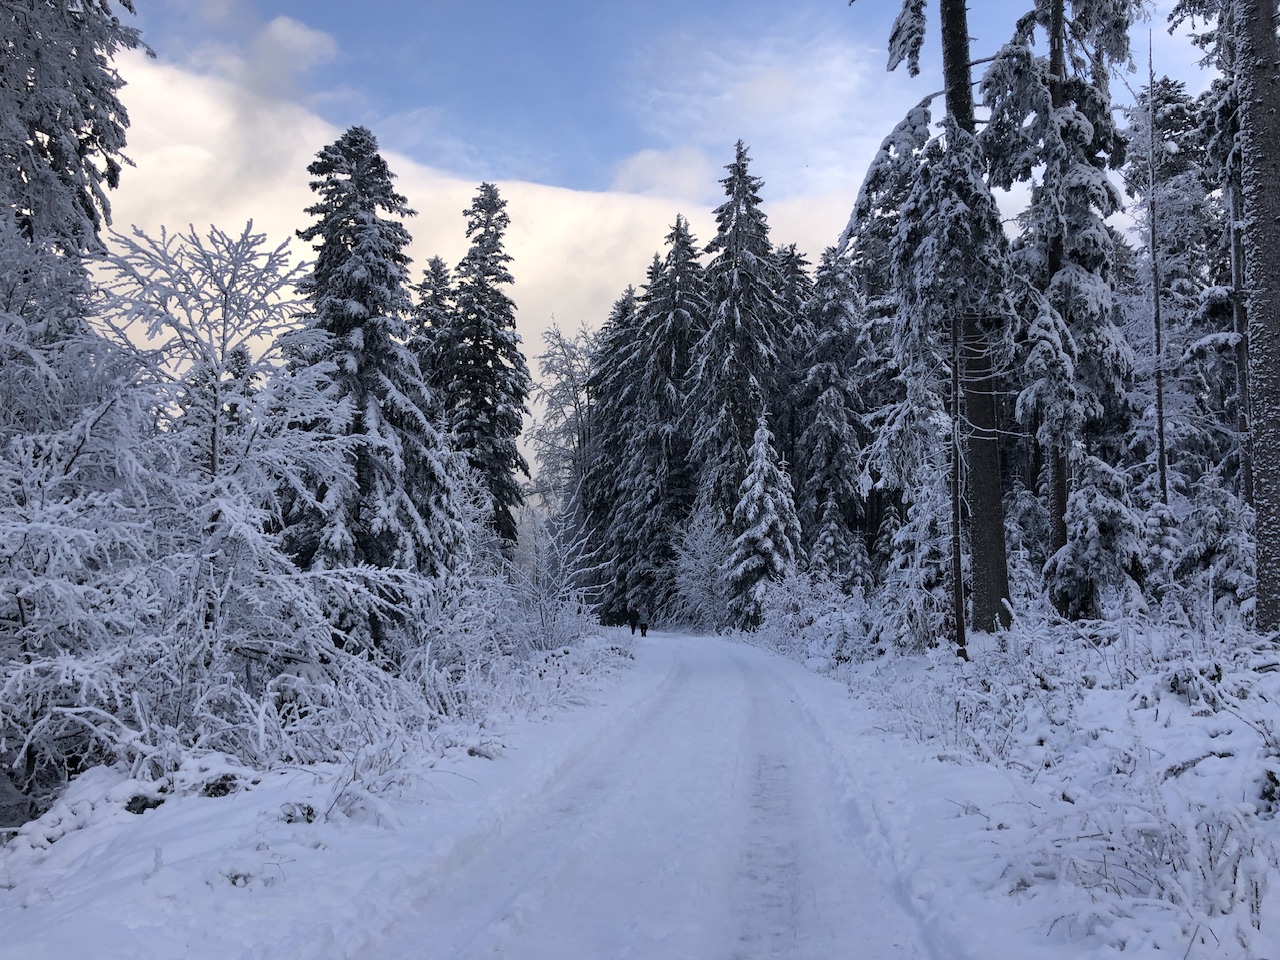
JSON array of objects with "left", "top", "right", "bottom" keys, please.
[
  {"left": 1045, "top": 454, "right": 1148, "bottom": 619},
  {"left": 509, "top": 507, "right": 599, "bottom": 652},
  {"left": 847, "top": 613, "right": 1280, "bottom": 956},
  {"left": 0, "top": 220, "right": 623, "bottom": 825},
  {"left": 753, "top": 571, "right": 871, "bottom": 667},
  {"left": 669, "top": 504, "right": 732, "bottom": 631},
  {"left": 869, "top": 469, "right": 953, "bottom": 653}
]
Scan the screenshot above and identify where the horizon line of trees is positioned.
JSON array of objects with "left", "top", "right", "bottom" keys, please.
[
  {"left": 531, "top": 0, "right": 1270, "bottom": 649},
  {"left": 3, "top": 0, "right": 1280, "bottom": 825}
]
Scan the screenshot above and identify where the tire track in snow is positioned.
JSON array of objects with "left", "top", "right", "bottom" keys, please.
[
  {"left": 727, "top": 644, "right": 929, "bottom": 960},
  {"left": 768, "top": 649, "right": 971, "bottom": 960},
  {"left": 379, "top": 635, "right": 752, "bottom": 959},
  {"left": 731, "top": 745, "right": 800, "bottom": 959},
  {"left": 375, "top": 634, "right": 937, "bottom": 960}
]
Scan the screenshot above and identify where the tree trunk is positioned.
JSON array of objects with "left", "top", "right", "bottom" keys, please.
[
  {"left": 1146, "top": 50, "right": 1170, "bottom": 507},
  {"left": 1230, "top": 179, "right": 1255, "bottom": 507},
  {"left": 951, "top": 308, "right": 969, "bottom": 658},
  {"left": 964, "top": 312, "right": 1013, "bottom": 631},
  {"left": 1238, "top": 0, "right": 1280, "bottom": 630},
  {"left": 1047, "top": 0, "right": 1071, "bottom": 555},
  {"left": 941, "top": 0, "right": 1013, "bottom": 633}
]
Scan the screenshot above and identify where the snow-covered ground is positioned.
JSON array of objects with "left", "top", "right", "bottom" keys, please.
[{"left": 2, "top": 631, "right": 1275, "bottom": 959}]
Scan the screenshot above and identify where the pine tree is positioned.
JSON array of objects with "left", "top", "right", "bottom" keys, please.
[
  {"left": 619, "top": 216, "right": 708, "bottom": 611},
  {"left": 432, "top": 182, "right": 532, "bottom": 544},
  {"left": 984, "top": 2, "right": 1138, "bottom": 590},
  {"left": 1119, "top": 76, "right": 1248, "bottom": 606},
  {"left": 411, "top": 255, "right": 455, "bottom": 421},
  {"left": 795, "top": 247, "right": 870, "bottom": 588},
  {"left": 0, "top": 0, "right": 147, "bottom": 252},
  {"left": 771, "top": 242, "right": 814, "bottom": 476},
  {"left": 855, "top": 0, "right": 1015, "bottom": 640},
  {"left": 581, "top": 287, "right": 644, "bottom": 620},
  {"left": 286, "top": 126, "right": 465, "bottom": 602},
  {"left": 725, "top": 411, "right": 802, "bottom": 630},
  {"left": 689, "top": 141, "right": 787, "bottom": 518}
]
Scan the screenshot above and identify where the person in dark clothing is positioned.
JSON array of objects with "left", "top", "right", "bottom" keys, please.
[{"left": 627, "top": 608, "right": 639, "bottom": 635}]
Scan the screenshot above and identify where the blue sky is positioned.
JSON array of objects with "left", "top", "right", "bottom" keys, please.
[
  {"left": 132, "top": 1, "right": 919, "bottom": 194},
  {"left": 108, "top": 1, "right": 1212, "bottom": 369}
]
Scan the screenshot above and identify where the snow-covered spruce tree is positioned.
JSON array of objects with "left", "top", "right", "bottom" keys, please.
[
  {"left": 689, "top": 141, "right": 787, "bottom": 521},
  {"left": 873, "top": 451, "right": 953, "bottom": 653},
  {"left": 286, "top": 126, "right": 467, "bottom": 651},
  {"left": 726, "top": 409, "right": 802, "bottom": 630},
  {"left": 431, "top": 182, "right": 532, "bottom": 545},
  {"left": 616, "top": 216, "right": 708, "bottom": 613},
  {"left": 580, "top": 287, "right": 644, "bottom": 620},
  {"left": 853, "top": 0, "right": 1014, "bottom": 637},
  {"left": 982, "top": 3, "right": 1139, "bottom": 616},
  {"left": 887, "top": 116, "right": 1017, "bottom": 646},
  {"left": 411, "top": 254, "right": 455, "bottom": 423},
  {"left": 837, "top": 102, "right": 929, "bottom": 577},
  {"left": 795, "top": 246, "right": 872, "bottom": 590},
  {"left": 770, "top": 242, "right": 814, "bottom": 479},
  {"left": 0, "top": 0, "right": 147, "bottom": 252},
  {"left": 1162, "top": 0, "right": 1278, "bottom": 624},
  {"left": 1043, "top": 454, "right": 1148, "bottom": 619},
  {"left": 1120, "top": 76, "right": 1251, "bottom": 610}
]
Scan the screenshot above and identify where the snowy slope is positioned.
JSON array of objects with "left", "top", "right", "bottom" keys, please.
[{"left": 2, "top": 631, "right": 1271, "bottom": 959}]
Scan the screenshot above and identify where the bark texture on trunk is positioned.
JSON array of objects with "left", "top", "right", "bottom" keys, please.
[
  {"left": 941, "top": 0, "right": 1013, "bottom": 633},
  {"left": 1239, "top": 0, "right": 1280, "bottom": 630}
]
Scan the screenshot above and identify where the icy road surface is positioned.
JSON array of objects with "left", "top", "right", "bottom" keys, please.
[{"left": 377, "top": 633, "right": 934, "bottom": 960}]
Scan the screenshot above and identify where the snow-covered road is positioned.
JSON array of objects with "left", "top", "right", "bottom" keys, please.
[
  {"left": 6, "top": 632, "right": 1059, "bottom": 960},
  {"left": 376, "top": 633, "right": 932, "bottom": 960}
]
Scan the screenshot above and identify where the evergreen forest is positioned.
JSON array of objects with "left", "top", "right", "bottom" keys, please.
[{"left": 4, "top": 7, "right": 1280, "bottom": 946}]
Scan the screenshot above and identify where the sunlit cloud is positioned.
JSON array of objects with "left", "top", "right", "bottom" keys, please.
[{"left": 109, "top": 48, "right": 713, "bottom": 385}]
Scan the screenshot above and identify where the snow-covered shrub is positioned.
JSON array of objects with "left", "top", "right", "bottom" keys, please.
[
  {"left": 1173, "top": 478, "right": 1255, "bottom": 621},
  {"left": 847, "top": 615, "right": 1280, "bottom": 956},
  {"left": 1, "top": 221, "right": 594, "bottom": 822},
  {"left": 670, "top": 504, "right": 732, "bottom": 631},
  {"left": 753, "top": 571, "right": 871, "bottom": 667},
  {"left": 870, "top": 468, "right": 952, "bottom": 653},
  {"left": 1045, "top": 454, "right": 1148, "bottom": 619},
  {"left": 509, "top": 507, "right": 599, "bottom": 652}
]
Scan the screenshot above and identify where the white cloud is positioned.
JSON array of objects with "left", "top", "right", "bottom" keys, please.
[
  {"left": 610, "top": 146, "right": 719, "bottom": 205},
  {"left": 170, "top": 12, "right": 341, "bottom": 105},
  {"left": 109, "top": 49, "right": 711, "bottom": 388},
  {"left": 623, "top": 28, "right": 923, "bottom": 204}
]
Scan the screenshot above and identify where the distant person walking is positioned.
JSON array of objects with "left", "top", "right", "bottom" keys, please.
[
  {"left": 628, "top": 607, "right": 639, "bottom": 635},
  {"left": 637, "top": 603, "right": 650, "bottom": 638}
]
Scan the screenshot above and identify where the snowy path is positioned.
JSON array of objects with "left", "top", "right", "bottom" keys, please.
[
  {"left": 7, "top": 632, "right": 1037, "bottom": 960},
  {"left": 375, "top": 633, "right": 934, "bottom": 960}
]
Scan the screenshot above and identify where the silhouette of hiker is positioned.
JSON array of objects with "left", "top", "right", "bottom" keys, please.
[{"left": 627, "top": 607, "right": 639, "bottom": 635}]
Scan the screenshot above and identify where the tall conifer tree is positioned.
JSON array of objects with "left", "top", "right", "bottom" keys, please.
[
  {"left": 432, "top": 183, "right": 532, "bottom": 544},
  {"left": 581, "top": 287, "right": 644, "bottom": 618},
  {"left": 286, "top": 126, "right": 465, "bottom": 599},
  {"left": 689, "top": 141, "right": 787, "bottom": 518},
  {"left": 726, "top": 412, "right": 803, "bottom": 630},
  {"left": 620, "top": 216, "right": 708, "bottom": 610}
]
